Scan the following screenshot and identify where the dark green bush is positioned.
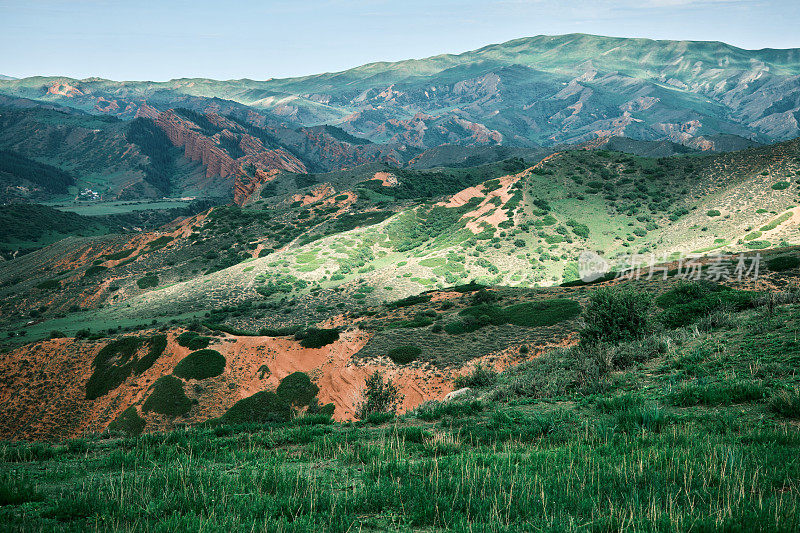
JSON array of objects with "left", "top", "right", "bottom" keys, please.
[
  {"left": 108, "top": 406, "right": 146, "bottom": 436},
  {"left": 142, "top": 376, "right": 192, "bottom": 416},
  {"left": 297, "top": 328, "right": 340, "bottom": 348},
  {"left": 84, "top": 337, "right": 169, "bottom": 397},
  {"left": 385, "top": 294, "right": 433, "bottom": 308},
  {"left": 36, "top": 279, "right": 60, "bottom": 290},
  {"left": 356, "top": 371, "right": 401, "bottom": 419},
  {"left": 449, "top": 298, "right": 581, "bottom": 335},
  {"left": 176, "top": 331, "right": 211, "bottom": 350},
  {"left": 136, "top": 275, "right": 159, "bottom": 289},
  {"left": 767, "top": 255, "right": 800, "bottom": 272},
  {"left": 222, "top": 391, "right": 291, "bottom": 423},
  {"left": 669, "top": 380, "right": 766, "bottom": 407},
  {"left": 769, "top": 388, "right": 800, "bottom": 419},
  {"left": 580, "top": 287, "right": 653, "bottom": 344},
  {"left": 133, "top": 334, "right": 167, "bottom": 374},
  {"left": 84, "top": 265, "right": 108, "bottom": 277},
  {"left": 172, "top": 349, "right": 226, "bottom": 380},
  {"left": 276, "top": 372, "right": 319, "bottom": 406},
  {"left": 387, "top": 345, "right": 421, "bottom": 364},
  {"left": 505, "top": 299, "right": 581, "bottom": 327},
  {"left": 656, "top": 282, "right": 753, "bottom": 328}
]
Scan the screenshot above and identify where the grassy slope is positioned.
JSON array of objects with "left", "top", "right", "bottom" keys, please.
[
  {"left": 1, "top": 291, "right": 799, "bottom": 530},
  {"left": 1, "top": 139, "right": 798, "bottom": 346}
]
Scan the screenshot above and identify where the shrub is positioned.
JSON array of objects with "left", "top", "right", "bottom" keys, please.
[
  {"left": 84, "top": 265, "right": 108, "bottom": 277},
  {"left": 176, "top": 331, "right": 211, "bottom": 350},
  {"left": 222, "top": 391, "right": 291, "bottom": 423},
  {"left": 454, "top": 363, "right": 497, "bottom": 388},
  {"left": 580, "top": 287, "right": 653, "bottom": 345},
  {"left": 669, "top": 380, "right": 766, "bottom": 407},
  {"left": 771, "top": 181, "right": 790, "bottom": 190},
  {"left": 86, "top": 336, "right": 162, "bottom": 400},
  {"left": 706, "top": 209, "right": 721, "bottom": 217},
  {"left": 767, "top": 255, "right": 800, "bottom": 272},
  {"left": 356, "top": 371, "right": 401, "bottom": 419},
  {"left": 769, "top": 388, "right": 800, "bottom": 419},
  {"left": 386, "top": 294, "right": 433, "bottom": 308},
  {"left": 656, "top": 281, "right": 753, "bottom": 328},
  {"left": 276, "top": 372, "right": 319, "bottom": 406},
  {"left": 172, "top": 349, "right": 226, "bottom": 380},
  {"left": 136, "top": 275, "right": 159, "bottom": 289},
  {"left": 504, "top": 299, "right": 581, "bottom": 327},
  {"left": 296, "top": 328, "right": 340, "bottom": 348},
  {"left": 387, "top": 345, "right": 421, "bottom": 364},
  {"left": 107, "top": 406, "right": 146, "bottom": 436},
  {"left": 0, "top": 470, "right": 43, "bottom": 506},
  {"left": 36, "top": 279, "right": 60, "bottom": 290},
  {"left": 142, "top": 376, "right": 192, "bottom": 416},
  {"left": 133, "top": 334, "right": 167, "bottom": 374},
  {"left": 363, "top": 412, "right": 394, "bottom": 425},
  {"left": 49, "top": 330, "right": 66, "bottom": 339},
  {"left": 448, "top": 298, "right": 581, "bottom": 335}
]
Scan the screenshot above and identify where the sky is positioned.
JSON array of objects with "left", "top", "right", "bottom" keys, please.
[{"left": 1, "top": 0, "right": 799, "bottom": 81}]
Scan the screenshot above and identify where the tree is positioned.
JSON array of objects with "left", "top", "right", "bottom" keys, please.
[{"left": 356, "top": 371, "right": 402, "bottom": 419}]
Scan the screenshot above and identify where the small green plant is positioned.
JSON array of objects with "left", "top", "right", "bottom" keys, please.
[
  {"left": 454, "top": 364, "right": 497, "bottom": 388},
  {"left": 669, "top": 380, "right": 766, "bottom": 407},
  {"left": 356, "top": 371, "right": 402, "bottom": 419},
  {"left": 0, "top": 470, "right": 43, "bottom": 506}
]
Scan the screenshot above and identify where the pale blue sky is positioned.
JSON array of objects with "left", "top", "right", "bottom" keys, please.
[{"left": 1, "top": 0, "right": 798, "bottom": 81}]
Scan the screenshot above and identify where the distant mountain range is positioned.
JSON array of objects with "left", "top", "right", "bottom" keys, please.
[{"left": 1, "top": 34, "right": 799, "bottom": 151}]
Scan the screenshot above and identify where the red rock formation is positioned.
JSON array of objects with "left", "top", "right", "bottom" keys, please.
[{"left": 155, "top": 110, "right": 307, "bottom": 204}]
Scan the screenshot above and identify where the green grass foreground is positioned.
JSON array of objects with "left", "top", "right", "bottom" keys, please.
[{"left": 2, "top": 303, "right": 800, "bottom": 531}]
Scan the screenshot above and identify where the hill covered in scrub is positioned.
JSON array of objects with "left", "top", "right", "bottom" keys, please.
[
  {"left": 4, "top": 29, "right": 800, "bottom": 532},
  {"left": 1, "top": 270, "right": 800, "bottom": 530},
  {"left": 4, "top": 135, "right": 797, "bottom": 333}
]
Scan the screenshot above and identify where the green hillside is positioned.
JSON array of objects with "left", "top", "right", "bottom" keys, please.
[{"left": 2, "top": 277, "right": 800, "bottom": 530}]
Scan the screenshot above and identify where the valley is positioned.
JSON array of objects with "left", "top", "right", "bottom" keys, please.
[{"left": 1, "top": 29, "right": 800, "bottom": 532}]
